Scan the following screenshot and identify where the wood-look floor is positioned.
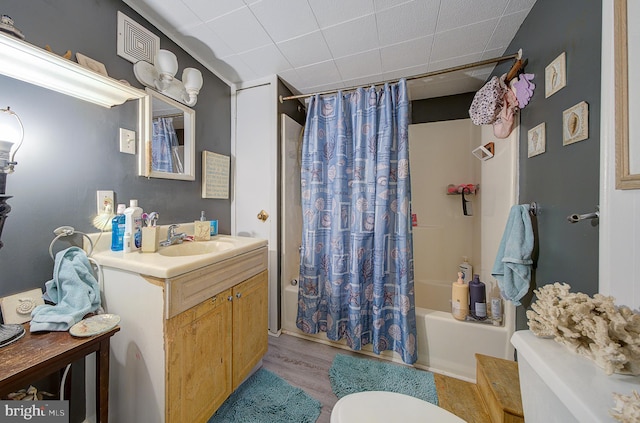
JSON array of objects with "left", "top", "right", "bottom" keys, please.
[{"left": 262, "top": 332, "right": 490, "bottom": 423}]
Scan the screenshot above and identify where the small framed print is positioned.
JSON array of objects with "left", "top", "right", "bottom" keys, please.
[
  {"left": 528, "top": 123, "right": 546, "bottom": 158},
  {"left": 563, "top": 101, "right": 589, "bottom": 145},
  {"left": 76, "top": 52, "right": 109, "bottom": 77},
  {"left": 545, "top": 52, "right": 566, "bottom": 98}
]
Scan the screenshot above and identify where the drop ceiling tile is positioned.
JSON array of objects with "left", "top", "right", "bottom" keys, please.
[
  {"left": 382, "top": 63, "right": 430, "bottom": 82},
  {"left": 295, "top": 60, "right": 342, "bottom": 88},
  {"left": 278, "top": 68, "right": 305, "bottom": 92},
  {"left": 436, "top": 0, "right": 509, "bottom": 32},
  {"left": 428, "top": 52, "right": 484, "bottom": 72},
  {"left": 220, "top": 54, "right": 260, "bottom": 81},
  {"left": 334, "top": 49, "right": 382, "bottom": 81},
  {"left": 373, "top": 0, "right": 419, "bottom": 12},
  {"left": 181, "top": 23, "right": 235, "bottom": 59},
  {"left": 322, "top": 14, "right": 379, "bottom": 58},
  {"left": 239, "top": 44, "right": 293, "bottom": 75},
  {"left": 376, "top": 1, "right": 439, "bottom": 46},
  {"left": 277, "top": 31, "right": 333, "bottom": 68},
  {"left": 249, "top": 0, "right": 319, "bottom": 42},
  {"left": 206, "top": 6, "right": 272, "bottom": 53},
  {"left": 504, "top": 0, "right": 537, "bottom": 14},
  {"left": 430, "top": 19, "right": 499, "bottom": 61},
  {"left": 184, "top": 0, "right": 246, "bottom": 22},
  {"left": 485, "top": 9, "right": 529, "bottom": 51},
  {"left": 341, "top": 73, "right": 386, "bottom": 90},
  {"left": 126, "top": 0, "right": 202, "bottom": 31},
  {"left": 308, "top": 0, "right": 375, "bottom": 29},
  {"left": 380, "top": 36, "right": 432, "bottom": 72}
]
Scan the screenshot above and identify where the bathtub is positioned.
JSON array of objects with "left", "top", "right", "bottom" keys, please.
[{"left": 282, "top": 284, "right": 515, "bottom": 382}]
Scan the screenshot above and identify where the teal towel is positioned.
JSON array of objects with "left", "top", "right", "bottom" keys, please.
[
  {"left": 491, "top": 205, "right": 534, "bottom": 305},
  {"left": 30, "top": 247, "right": 101, "bottom": 332}
]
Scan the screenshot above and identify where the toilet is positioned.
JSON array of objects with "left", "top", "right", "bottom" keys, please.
[{"left": 330, "top": 391, "right": 466, "bottom": 422}]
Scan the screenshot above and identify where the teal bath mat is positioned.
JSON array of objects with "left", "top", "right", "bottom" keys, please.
[
  {"left": 329, "top": 354, "right": 438, "bottom": 405},
  {"left": 208, "top": 368, "right": 321, "bottom": 423}
]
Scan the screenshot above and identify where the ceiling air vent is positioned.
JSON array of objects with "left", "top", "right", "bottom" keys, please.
[{"left": 117, "top": 11, "right": 159, "bottom": 65}]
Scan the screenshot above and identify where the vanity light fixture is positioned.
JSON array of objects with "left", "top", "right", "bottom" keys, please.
[
  {"left": 0, "top": 106, "right": 24, "bottom": 192},
  {"left": 133, "top": 49, "right": 203, "bottom": 107}
]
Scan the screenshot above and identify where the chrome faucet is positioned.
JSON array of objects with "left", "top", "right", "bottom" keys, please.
[{"left": 160, "top": 224, "right": 187, "bottom": 247}]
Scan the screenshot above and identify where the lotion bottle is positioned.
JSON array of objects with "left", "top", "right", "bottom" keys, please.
[
  {"left": 123, "top": 199, "right": 143, "bottom": 252},
  {"left": 451, "top": 272, "right": 469, "bottom": 321},
  {"left": 469, "top": 274, "right": 487, "bottom": 319},
  {"left": 458, "top": 256, "right": 473, "bottom": 284}
]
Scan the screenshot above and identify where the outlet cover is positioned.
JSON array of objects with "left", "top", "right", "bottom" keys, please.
[
  {"left": 97, "top": 190, "right": 114, "bottom": 214},
  {"left": 119, "top": 128, "right": 136, "bottom": 154}
]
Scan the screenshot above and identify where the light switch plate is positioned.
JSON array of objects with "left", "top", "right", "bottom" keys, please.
[
  {"left": 97, "top": 190, "right": 114, "bottom": 214},
  {"left": 119, "top": 128, "right": 136, "bottom": 154}
]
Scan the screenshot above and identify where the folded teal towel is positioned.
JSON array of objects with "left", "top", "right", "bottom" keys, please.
[
  {"left": 491, "top": 205, "right": 534, "bottom": 305},
  {"left": 30, "top": 247, "right": 101, "bottom": 332}
]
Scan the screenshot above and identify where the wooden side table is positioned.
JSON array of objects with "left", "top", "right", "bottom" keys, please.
[{"left": 0, "top": 324, "right": 120, "bottom": 423}]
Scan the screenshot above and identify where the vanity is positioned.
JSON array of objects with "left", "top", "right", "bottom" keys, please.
[{"left": 88, "top": 226, "right": 268, "bottom": 423}]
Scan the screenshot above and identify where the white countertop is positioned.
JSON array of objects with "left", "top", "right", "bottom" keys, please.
[
  {"left": 511, "top": 330, "right": 640, "bottom": 422},
  {"left": 86, "top": 224, "right": 267, "bottom": 279}
]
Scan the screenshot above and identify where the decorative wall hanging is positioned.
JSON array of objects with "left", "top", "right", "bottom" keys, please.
[
  {"left": 528, "top": 123, "right": 546, "bottom": 158},
  {"left": 563, "top": 101, "right": 589, "bottom": 145},
  {"left": 202, "top": 150, "right": 230, "bottom": 199},
  {"left": 615, "top": 0, "right": 640, "bottom": 189},
  {"left": 545, "top": 52, "right": 566, "bottom": 98},
  {"left": 76, "top": 52, "right": 108, "bottom": 77}
]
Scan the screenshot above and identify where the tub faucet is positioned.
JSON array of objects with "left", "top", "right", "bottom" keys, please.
[{"left": 160, "top": 224, "right": 187, "bottom": 246}]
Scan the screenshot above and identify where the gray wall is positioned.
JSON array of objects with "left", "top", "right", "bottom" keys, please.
[
  {"left": 412, "top": 92, "right": 476, "bottom": 123},
  {"left": 492, "top": 0, "right": 601, "bottom": 330},
  {"left": 0, "top": 1, "right": 231, "bottom": 298}
]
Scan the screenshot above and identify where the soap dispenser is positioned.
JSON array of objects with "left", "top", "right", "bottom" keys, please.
[
  {"left": 451, "top": 272, "right": 469, "bottom": 321},
  {"left": 469, "top": 274, "right": 487, "bottom": 319}
]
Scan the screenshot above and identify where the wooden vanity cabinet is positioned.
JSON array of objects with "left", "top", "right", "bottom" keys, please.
[{"left": 165, "top": 269, "right": 268, "bottom": 423}]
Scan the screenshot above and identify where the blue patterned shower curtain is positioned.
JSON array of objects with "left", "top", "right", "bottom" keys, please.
[
  {"left": 297, "top": 79, "right": 417, "bottom": 364},
  {"left": 152, "top": 117, "right": 183, "bottom": 173}
]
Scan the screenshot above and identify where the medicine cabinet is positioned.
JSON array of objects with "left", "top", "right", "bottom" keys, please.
[{"left": 137, "top": 88, "right": 196, "bottom": 181}]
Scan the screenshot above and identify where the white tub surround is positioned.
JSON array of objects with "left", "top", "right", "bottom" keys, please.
[{"left": 511, "top": 330, "right": 638, "bottom": 423}]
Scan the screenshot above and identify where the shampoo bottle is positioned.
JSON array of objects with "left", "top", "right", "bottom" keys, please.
[
  {"left": 458, "top": 257, "right": 473, "bottom": 284},
  {"left": 451, "top": 272, "right": 469, "bottom": 321},
  {"left": 469, "top": 274, "right": 487, "bottom": 319},
  {"left": 110, "top": 203, "right": 126, "bottom": 251},
  {"left": 123, "top": 199, "right": 143, "bottom": 252}
]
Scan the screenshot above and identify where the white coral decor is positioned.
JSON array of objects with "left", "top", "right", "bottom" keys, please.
[
  {"left": 526, "top": 283, "right": 640, "bottom": 375},
  {"left": 611, "top": 390, "right": 640, "bottom": 423}
]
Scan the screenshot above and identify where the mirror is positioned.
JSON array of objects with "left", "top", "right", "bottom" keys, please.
[
  {"left": 615, "top": 0, "right": 640, "bottom": 189},
  {"left": 138, "top": 88, "right": 195, "bottom": 180}
]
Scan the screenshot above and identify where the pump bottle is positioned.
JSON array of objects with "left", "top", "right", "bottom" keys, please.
[{"left": 451, "top": 272, "right": 469, "bottom": 321}]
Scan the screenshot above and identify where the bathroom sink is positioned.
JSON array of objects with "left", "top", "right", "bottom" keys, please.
[{"left": 158, "top": 240, "right": 235, "bottom": 257}]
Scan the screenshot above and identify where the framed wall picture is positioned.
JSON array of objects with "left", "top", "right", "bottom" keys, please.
[
  {"left": 563, "top": 101, "right": 589, "bottom": 145},
  {"left": 76, "top": 52, "right": 109, "bottom": 77},
  {"left": 545, "top": 52, "right": 566, "bottom": 98},
  {"left": 528, "top": 123, "right": 546, "bottom": 158},
  {"left": 615, "top": 0, "right": 640, "bottom": 189}
]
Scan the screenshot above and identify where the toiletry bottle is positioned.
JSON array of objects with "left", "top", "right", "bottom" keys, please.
[
  {"left": 469, "top": 274, "right": 487, "bottom": 319},
  {"left": 491, "top": 297, "right": 503, "bottom": 326},
  {"left": 458, "top": 257, "right": 473, "bottom": 284},
  {"left": 110, "top": 203, "right": 126, "bottom": 251},
  {"left": 200, "top": 211, "right": 206, "bottom": 221},
  {"left": 123, "top": 199, "right": 143, "bottom": 252},
  {"left": 451, "top": 272, "right": 469, "bottom": 321}
]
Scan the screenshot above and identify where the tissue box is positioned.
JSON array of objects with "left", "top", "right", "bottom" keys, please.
[{"left": 194, "top": 221, "right": 211, "bottom": 241}]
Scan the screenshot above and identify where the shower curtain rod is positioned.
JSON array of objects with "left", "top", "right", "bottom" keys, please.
[{"left": 280, "top": 49, "right": 523, "bottom": 102}]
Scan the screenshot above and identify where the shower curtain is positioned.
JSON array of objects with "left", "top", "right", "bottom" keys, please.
[
  {"left": 297, "top": 79, "right": 417, "bottom": 364},
  {"left": 151, "top": 117, "right": 183, "bottom": 173}
]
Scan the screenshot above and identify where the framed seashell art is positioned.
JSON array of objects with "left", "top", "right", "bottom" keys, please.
[
  {"left": 563, "top": 101, "right": 589, "bottom": 145},
  {"left": 545, "top": 52, "right": 566, "bottom": 98}
]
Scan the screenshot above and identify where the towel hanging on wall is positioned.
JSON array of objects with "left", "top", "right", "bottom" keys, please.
[{"left": 491, "top": 205, "right": 534, "bottom": 305}]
